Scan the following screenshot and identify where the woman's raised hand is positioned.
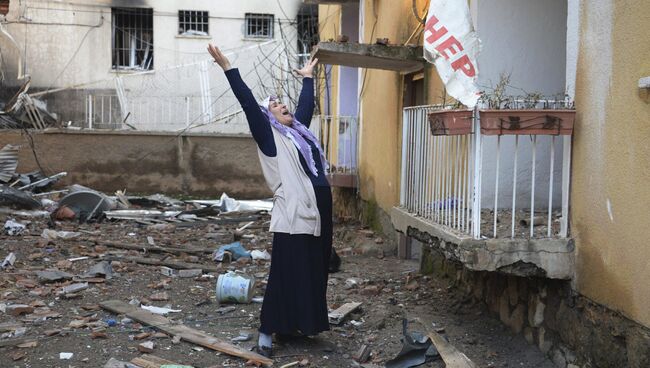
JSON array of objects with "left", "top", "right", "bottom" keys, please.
[
  {"left": 207, "top": 44, "right": 232, "bottom": 71},
  {"left": 294, "top": 56, "right": 319, "bottom": 78}
]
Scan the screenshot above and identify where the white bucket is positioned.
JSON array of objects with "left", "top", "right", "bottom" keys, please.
[{"left": 216, "top": 272, "right": 255, "bottom": 304}]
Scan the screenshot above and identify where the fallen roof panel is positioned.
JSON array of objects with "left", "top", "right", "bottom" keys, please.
[{"left": 312, "top": 42, "right": 424, "bottom": 73}]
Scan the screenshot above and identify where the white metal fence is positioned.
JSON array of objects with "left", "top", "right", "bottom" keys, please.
[
  {"left": 312, "top": 115, "right": 358, "bottom": 175},
  {"left": 400, "top": 104, "right": 572, "bottom": 239}
]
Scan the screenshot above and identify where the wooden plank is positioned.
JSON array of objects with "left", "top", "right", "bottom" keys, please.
[
  {"left": 426, "top": 331, "right": 478, "bottom": 368},
  {"left": 413, "top": 316, "right": 477, "bottom": 368},
  {"left": 0, "top": 337, "right": 35, "bottom": 348},
  {"left": 93, "top": 240, "right": 213, "bottom": 255},
  {"left": 100, "top": 300, "right": 272, "bottom": 366},
  {"left": 131, "top": 354, "right": 183, "bottom": 368},
  {"left": 328, "top": 302, "right": 362, "bottom": 324},
  {"left": 107, "top": 256, "right": 221, "bottom": 273}
]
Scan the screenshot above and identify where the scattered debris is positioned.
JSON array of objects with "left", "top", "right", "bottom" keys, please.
[
  {"left": 140, "top": 305, "right": 182, "bottom": 315},
  {"left": 178, "top": 269, "right": 202, "bottom": 278},
  {"left": 41, "top": 229, "right": 81, "bottom": 240},
  {"left": 6, "top": 304, "right": 34, "bottom": 316},
  {"left": 36, "top": 270, "right": 74, "bottom": 283},
  {"left": 328, "top": 302, "right": 362, "bottom": 325},
  {"left": 385, "top": 319, "right": 440, "bottom": 368},
  {"left": 1, "top": 252, "right": 16, "bottom": 268},
  {"left": 60, "top": 282, "right": 89, "bottom": 295},
  {"left": 3, "top": 218, "right": 26, "bottom": 235},
  {"left": 81, "top": 261, "right": 113, "bottom": 279},
  {"left": 138, "top": 341, "right": 155, "bottom": 353},
  {"left": 0, "top": 184, "right": 42, "bottom": 209},
  {"left": 214, "top": 241, "right": 251, "bottom": 262},
  {"left": 60, "top": 352, "right": 74, "bottom": 360},
  {"left": 250, "top": 249, "right": 271, "bottom": 261},
  {"left": 100, "top": 300, "right": 273, "bottom": 366}
]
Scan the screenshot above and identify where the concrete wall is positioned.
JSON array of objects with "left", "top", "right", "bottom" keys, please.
[
  {"left": 571, "top": 0, "right": 650, "bottom": 328},
  {"left": 0, "top": 0, "right": 304, "bottom": 133},
  {"left": 0, "top": 130, "right": 270, "bottom": 198}
]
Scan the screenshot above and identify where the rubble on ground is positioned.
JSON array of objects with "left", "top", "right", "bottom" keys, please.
[{"left": 0, "top": 160, "right": 554, "bottom": 366}]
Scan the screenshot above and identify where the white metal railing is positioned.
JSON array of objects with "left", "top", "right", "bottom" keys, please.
[
  {"left": 84, "top": 94, "right": 249, "bottom": 133},
  {"left": 312, "top": 115, "right": 358, "bottom": 175},
  {"left": 400, "top": 103, "right": 572, "bottom": 239}
]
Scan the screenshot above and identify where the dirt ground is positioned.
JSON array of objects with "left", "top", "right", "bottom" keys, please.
[{"left": 1, "top": 211, "right": 555, "bottom": 367}]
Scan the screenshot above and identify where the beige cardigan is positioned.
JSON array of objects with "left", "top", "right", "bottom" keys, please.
[{"left": 257, "top": 127, "right": 321, "bottom": 236}]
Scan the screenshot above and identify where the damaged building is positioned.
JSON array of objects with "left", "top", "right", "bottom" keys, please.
[
  {"left": 316, "top": 0, "right": 650, "bottom": 367},
  {"left": 0, "top": 0, "right": 649, "bottom": 367}
]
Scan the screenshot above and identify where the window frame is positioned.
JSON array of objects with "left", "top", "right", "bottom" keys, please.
[
  {"left": 178, "top": 10, "right": 210, "bottom": 36},
  {"left": 111, "top": 7, "right": 154, "bottom": 71},
  {"left": 244, "top": 13, "right": 275, "bottom": 39}
]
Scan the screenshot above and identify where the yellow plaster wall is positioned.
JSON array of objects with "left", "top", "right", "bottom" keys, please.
[
  {"left": 358, "top": 0, "right": 444, "bottom": 211},
  {"left": 318, "top": 1, "right": 445, "bottom": 213},
  {"left": 571, "top": 0, "right": 650, "bottom": 327},
  {"left": 318, "top": 4, "right": 341, "bottom": 117}
]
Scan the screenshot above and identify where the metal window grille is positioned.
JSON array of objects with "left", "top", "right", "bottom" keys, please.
[
  {"left": 178, "top": 10, "right": 209, "bottom": 35},
  {"left": 245, "top": 13, "right": 274, "bottom": 38},
  {"left": 112, "top": 7, "right": 154, "bottom": 70}
]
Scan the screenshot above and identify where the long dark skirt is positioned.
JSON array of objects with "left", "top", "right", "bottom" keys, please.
[{"left": 259, "top": 185, "right": 333, "bottom": 336}]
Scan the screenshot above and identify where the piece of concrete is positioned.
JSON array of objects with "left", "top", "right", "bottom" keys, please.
[
  {"left": 391, "top": 206, "right": 575, "bottom": 280},
  {"left": 36, "top": 270, "right": 74, "bottom": 283},
  {"left": 60, "top": 282, "right": 89, "bottom": 295},
  {"left": 178, "top": 269, "right": 202, "bottom": 278},
  {"left": 82, "top": 261, "right": 113, "bottom": 279},
  {"left": 1, "top": 252, "right": 16, "bottom": 268},
  {"left": 312, "top": 42, "right": 424, "bottom": 72},
  {"left": 6, "top": 304, "right": 34, "bottom": 316},
  {"left": 138, "top": 341, "right": 155, "bottom": 353}
]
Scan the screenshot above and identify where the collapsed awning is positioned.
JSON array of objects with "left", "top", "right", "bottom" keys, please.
[{"left": 312, "top": 42, "right": 424, "bottom": 73}]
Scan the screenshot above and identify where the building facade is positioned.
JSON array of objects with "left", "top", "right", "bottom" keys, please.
[
  {"left": 0, "top": 0, "right": 317, "bottom": 133},
  {"left": 317, "top": 0, "right": 650, "bottom": 366}
]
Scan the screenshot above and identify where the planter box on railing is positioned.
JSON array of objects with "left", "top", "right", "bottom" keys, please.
[
  {"left": 427, "top": 110, "right": 473, "bottom": 135},
  {"left": 480, "top": 109, "right": 575, "bottom": 136}
]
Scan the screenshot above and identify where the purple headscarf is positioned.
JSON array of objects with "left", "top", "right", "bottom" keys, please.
[{"left": 260, "top": 96, "right": 328, "bottom": 176}]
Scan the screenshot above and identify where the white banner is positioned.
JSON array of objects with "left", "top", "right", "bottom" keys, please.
[{"left": 423, "top": 0, "right": 481, "bottom": 108}]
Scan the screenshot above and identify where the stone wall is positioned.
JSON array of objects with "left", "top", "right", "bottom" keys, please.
[
  {"left": 0, "top": 130, "right": 270, "bottom": 198},
  {"left": 421, "top": 245, "right": 650, "bottom": 368}
]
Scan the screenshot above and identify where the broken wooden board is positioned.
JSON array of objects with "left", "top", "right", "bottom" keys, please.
[
  {"left": 427, "top": 331, "right": 478, "bottom": 368},
  {"left": 328, "top": 302, "right": 362, "bottom": 324},
  {"left": 131, "top": 354, "right": 190, "bottom": 368},
  {"left": 107, "top": 256, "right": 221, "bottom": 273},
  {"left": 412, "top": 316, "right": 477, "bottom": 368},
  {"left": 100, "top": 300, "right": 272, "bottom": 366},
  {"left": 312, "top": 42, "right": 424, "bottom": 72},
  {"left": 94, "top": 240, "right": 214, "bottom": 256}
]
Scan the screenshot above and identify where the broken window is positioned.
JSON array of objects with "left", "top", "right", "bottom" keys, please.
[
  {"left": 244, "top": 13, "right": 274, "bottom": 39},
  {"left": 112, "top": 7, "right": 154, "bottom": 70},
  {"left": 178, "top": 10, "right": 209, "bottom": 36}
]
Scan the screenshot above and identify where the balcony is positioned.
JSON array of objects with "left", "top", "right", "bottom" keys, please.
[
  {"left": 312, "top": 115, "right": 358, "bottom": 188},
  {"left": 392, "top": 103, "right": 575, "bottom": 279}
]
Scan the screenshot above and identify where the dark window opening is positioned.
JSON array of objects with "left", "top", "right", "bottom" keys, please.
[
  {"left": 179, "top": 10, "right": 209, "bottom": 36},
  {"left": 245, "top": 13, "right": 274, "bottom": 39},
  {"left": 112, "top": 7, "right": 154, "bottom": 70},
  {"left": 403, "top": 72, "right": 426, "bottom": 108}
]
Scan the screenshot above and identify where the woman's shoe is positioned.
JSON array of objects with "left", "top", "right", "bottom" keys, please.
[{"left": 253, "top": 345, "right": 273, "bottom": 358}]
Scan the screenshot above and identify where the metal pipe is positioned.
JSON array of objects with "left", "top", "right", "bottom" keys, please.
[
  {"left": 494, "top": 136, "right": 501, "bottom": 237},
  {"left": 530, "top": 136, "right": 537, "bottom": 238},
  {"left": 511, "top": 136, "right": 519, "bottom": 238},
  {"left": 548, "top": 136, "right": 556, "bottom": 237}
]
